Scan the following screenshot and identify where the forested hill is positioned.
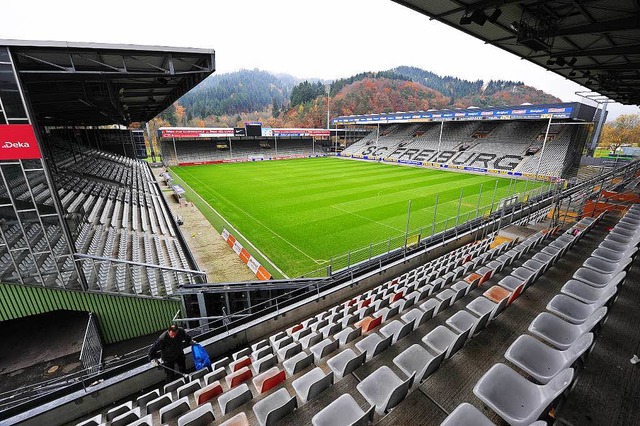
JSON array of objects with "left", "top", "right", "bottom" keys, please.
[{"left": 160, "top": 66, "right": 562, "bottom": 128}]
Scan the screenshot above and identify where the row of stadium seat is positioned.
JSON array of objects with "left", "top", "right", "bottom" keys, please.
[
  {"left": 74, "top": 208, "right": 562, "bottom": 425},
  {"left": 444, "top": 206, "right": 638, "bottom": 425}
]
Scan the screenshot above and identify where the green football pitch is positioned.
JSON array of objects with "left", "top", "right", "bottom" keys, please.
[{"left": 171, "top": 157, "right": 545, "bottom": 278}]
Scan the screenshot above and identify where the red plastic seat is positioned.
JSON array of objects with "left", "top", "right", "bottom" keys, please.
[
  {"left": 226, "top": 366, "right": 253, "bottom": 388},
  {"left": 391, "top": 292, "right": 404, "bottom": 303},
  {"left": 195, "top": 381, "right": 223, "bottom": 405},
  {"left": 356, "top": 316, "right": 383, "bottom": 333},
  {"left": 253, "top": 367, "right": 286, "bottom": 394}
]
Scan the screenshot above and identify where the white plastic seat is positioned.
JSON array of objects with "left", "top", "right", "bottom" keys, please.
[
  {"left": 446, "top": 309, "right": 488, "bottom": 339},
  {"left": 159, "top": 397, "right": 191, "bottom": 424},
  {"left": 277, "top": 341, "right": 302, "bottom": 362},
  {"left": 300, "top": 331, "right": 323, "bottom": 349},
  {"left": 473, "top": 363, "right": 574, "bottom": 426},
  {"left": 356, "top": 366, "right": 414, "bottom": 415},
  {"left": 505, "top": 333, "right": 593, "bottom": 384},
  {"left": 573, "top": 268, "right": 625, "bottom": 289},
  {"left": 310, "top": 338, "right": 339, "bottom": 362},
  {"left": 327, "top": 348, "right": 366, "bottom": 381},
  {"left": 591, "top": 246, "right": 637, "bottom": 262},
  {"left": 583, "top": 255, "right": 631, "bottom": 275},
  {"left": 547, "top": 293, "right": 612, "bottom": 324},
  {"left": 528, "top": 307, "right": 607, "bottom": 350},
  {"left": 311, "top": 394, "right": 374, "bottom": 426},
  {"left": 292, "top": 367, "right": 334, "bottom": 403},
  {"left": 218, "top": 383, "right": 252, "bottom": 415},
  {"left": 253, "top": 388, "right": 297, "bottom": 426},
  {"left": 380, "top": 319, "right": 415, "bottom": 345},
  {"left": 419, "top": 298, "right": 441, "bottom": 316},
  {"left": 177, "top": 403, "right": 215, "bottom": 426},
  {"left": 355, "top": 333, "right": 392, "bottom": 361},
  {"left": 392, "top": 344, "right": 444, "bottom": 384},
  {"left": 111, "top": 408, "right": 140, "bottom": 426},
  {"left": 440, "top": 402, "right": 495, "bottom": 426},
  {"left": 466, "top": 296, "right": 506, "bottom": 321},
  {"left": 334, "top": 326, "right": 362, "bottom": 347},
  {"left": 401, "top": 308, "right": 431, "bottom": 330},
  {"left": 282, "top": 351, "right": 314, "bottom": 376},
  {"left": 422, "top": 325, "right": 470, "bottom": 359},
  {"left": 561, "top": 276, "right": 622, "bottom": 304},
  {"left": 253, "top": 353, "right": 277, "bottom": 374}
]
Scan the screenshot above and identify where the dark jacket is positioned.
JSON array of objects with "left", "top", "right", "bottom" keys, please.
[{"left": 148, "top": 328, "right": 192, "bottom": 362}]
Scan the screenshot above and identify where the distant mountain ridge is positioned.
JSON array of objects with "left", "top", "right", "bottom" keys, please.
[{"left": 161, "top": 66, "right": 562, "bottom": 128}]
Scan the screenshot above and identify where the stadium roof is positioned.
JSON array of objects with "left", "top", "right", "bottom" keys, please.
[
  {"left": 1, "top": 39, "right": 215, "bottom": 126},
  {"left": 331, "top": 101, "right": 597, "bottom": 125},
  {"left": 391, "top": 0, "right": 640, "bottom": 105}
]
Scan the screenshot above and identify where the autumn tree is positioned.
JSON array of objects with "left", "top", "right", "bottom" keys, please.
[{"left": 600, "top": 114, "right": 640, "bottom": 153}]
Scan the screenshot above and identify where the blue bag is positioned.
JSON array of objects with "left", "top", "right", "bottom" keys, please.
[{"left": 191, "top": 343, "right": 211, "bottom": 371}]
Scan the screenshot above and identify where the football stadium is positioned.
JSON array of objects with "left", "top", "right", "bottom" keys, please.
[{"left": 1, "top": 1, "right": 640, "bottom": 426}]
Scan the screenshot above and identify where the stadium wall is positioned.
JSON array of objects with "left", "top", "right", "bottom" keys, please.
[{"left": 0, "top": 283, "right": 181, "bottom": 344}]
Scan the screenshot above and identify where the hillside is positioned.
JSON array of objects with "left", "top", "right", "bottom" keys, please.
[{"left": 164, "top": 66, "right": 562, "bottom": 128}]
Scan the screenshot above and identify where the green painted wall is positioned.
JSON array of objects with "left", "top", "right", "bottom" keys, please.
[{"left": 0, "top": 283, "right": 181, "bottom": 344}]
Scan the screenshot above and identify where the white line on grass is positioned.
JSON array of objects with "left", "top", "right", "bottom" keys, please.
[
  {"left": 331, "top": 204, "right": 405, "bottom": 233},
  {"left": 173, "top": 167, "right": 290, "bottom": 278},
  {"left": 177, "top": 167, "right": 324, "bottom": 267}
]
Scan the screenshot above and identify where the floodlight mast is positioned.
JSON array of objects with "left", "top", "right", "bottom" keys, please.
[{"left": 575, "top": 91, "right": 615, "bottom": 155}]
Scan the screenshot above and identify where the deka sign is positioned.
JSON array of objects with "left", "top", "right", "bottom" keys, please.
[{"left": 0, "top": 124, "right": 41, "bottom": 160}]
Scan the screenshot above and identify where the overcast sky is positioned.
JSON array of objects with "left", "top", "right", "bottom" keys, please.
[{"left": 2, "top": 0, "right": 638, "bottom": 120}]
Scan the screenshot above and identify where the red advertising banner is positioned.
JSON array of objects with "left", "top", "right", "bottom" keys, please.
[
  {"left": 0, "top": 124, "right": 41, "bottom": 160},
  {"left": 161, "top": 128, "right": 234, "bottom": 139}
]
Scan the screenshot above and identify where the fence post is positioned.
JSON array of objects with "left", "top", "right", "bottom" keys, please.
[
  {"left": 387, "top": 238, "right": 391, "bottom": 253},
  {"left": 347, "top": 250, "right": 351, "bottom": 268},
  {"left": 476, "top": 183, "right": 483, "bottom": 218},
  {"left": 490, "top": 179, "right": 499, "bottom": 213},
  {"left": 455, "top": 188, "right": 464, "bottom": 227},
  {"left": 431, "top": 194, "right": 439, "bottom": 237},
  {"left": 369, "top": 243, "right": 372, "bottom": 260}
]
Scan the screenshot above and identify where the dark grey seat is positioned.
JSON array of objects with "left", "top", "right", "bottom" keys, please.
[
  {"left": 310, "top": 338, "right": 339, "bottom": 362},
  {"left": 393, "top": 344, "right": 444, "bottom": 384},
  {"left": 159, "top": 396, "right": 191, "bottom": 424},
  {"left": 177, "top": 402, "right": 215, "bottom": 426},
  {"left": 292, "top": 367, "right": 334, "bottom": 403},
  {"left": 177, "top": 380, "right": 201, "bottom": 398},
  {"left": 282, "top": 351, "right": 314, "bottom": 376},
  {"left": 218, "top": 383, "right": 252, "bottom": 415},
  {"left": 356, "top": 366, "right": 414, "bottom": 415},
  {"left": 146, "top": 394, "right": 172, "bottom": 414},
  {"left": 253, "top": 388, "right": 297, "bottom": 426},
  {"left": 355, "top": 333, "right": 392, "bottom": 361},
  {"left": 111, "top": 408, "right": 140, "bottom": 426},
  {"left": 106, "top": 401, "right": 132, "bottom": 421},
  {"left": 327, "top": 348, "right": 366, "bottom": 381},
  {"left": 311, "top": 394, "right": 374, "bottom": 426}
]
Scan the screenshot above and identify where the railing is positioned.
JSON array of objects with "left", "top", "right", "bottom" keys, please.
[{"left": 79, "top": 313, "right": 102, "bottom": 375}]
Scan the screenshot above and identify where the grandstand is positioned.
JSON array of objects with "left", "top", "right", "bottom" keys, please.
[
  {"left": 3, "top": 1, "right": 640, "bottom": 425},
  {"left": 158, "top": 127, "right": 332, "bottom": 166},
  {"left": 336, "top": 102, "right": 595, "bottom": 179}
]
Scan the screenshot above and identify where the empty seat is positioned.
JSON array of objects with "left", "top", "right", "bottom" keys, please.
[
  {"left": 124, "top": 414, "right": 152, "bottom": 426},
  {"left": 146, "top": 394, "right": 172, "bottom": 414},
  {"left": 393, "top": 344, "right": 444, "bottom": 384},
  {"left": 561, "top": 278, "right": 620, "bottom": 304},
  {"left": 473, "top": 363, "right": 574, "bottom": 426},
  {"left": 356, "top": 366, "right": 414, "bottom": 415},
  {"left": 194, "top": 381, "right": 223, "bottom": 405},
  {"left": 334, "top": 326, "right": 362, "bottom": 347},
  {"left": 380, "top": 319, "right": 415, "bottom": 345},
  {"left": 292, "top": 367, "right": 334, "bottom": 403},
  {"left": 446, "top": 309, "right": 488, "bottom": 339},
  {"left": 528, "top": 308, "right": 607, "bottom": 350},
  {"left": 253, "top": 366, "right": 286, "bottom": 394},
  {"left": 505, "top": 334, "right": 593, "bottom": 384},
  {"left": 253, "top": 388, "right": 297, "bottom": 426},
  {"left": 76, "top": 414, "right": 102, "bottom": 426},
  {"left": 310, "top": 338, "right": 339, "bottom": 362},
  {"left": 547, "top": 293, "right": 612, "bottom": 324},
  {"left": 300, "top": 331, "right": 323, "bottom": 349},
  {"left": 440, "top": 402, "right": 495, "bottom": 426},
  {"left": 253, "top": 353, "right": 277, "bottom": 374},
  {"left": 111, "top": 408, "right": 140, "bottom": 426},
  {"left": 401, "top": 308, "right": 431, "bottom": 330},
  {"left": 277, "top": 341, "right": 302, "bottom": 362},
  {"left": 327, "top": 348, "right": 366, "bottom": 381},
  {"left": 177, "top": 380, "right": 201, "bottom": 398},
  {"left": 583, "top": 256, "right": 631, "bottom": 275},
  {"left": 136, "top": 389, "right": 159, "bottom": 411},
  {"left": 282, "top": 351, "right": 314, "bottom": 376},
  {"left": 233, "top": 347, "right": 252, "bottom": 360},
  {"left": 311, "top": 394, "right": 374, "bottom": 426},
  {"left": 178, "top": 402, "right": 215, "bottom": 426},
  {"left": 204, "top": 367, "right": 227, "bottom": 385},
  {"left": 226, "top": 366, "right": 253, "bottom": 388},
  {"left": 159, "top": 396, "right": 191, "bottom": 424},
  {"left": 230, "top": 355, "right": 252, "bottom": 372},
  {"left": 419, "top": 298, "right": 442, "bottom": 316},
  {"left": 355, "top": 333, "right": 392, "bottom": 361},
  {"left": 422, "top": 325, "right": 470, "bottom": 359},
  {"left": 573, "top": 268, "right": 624, "bottom": 289},
  {"left": 106, "top": 401, "right": 132, "bottom": 421},
  {"left": 164, "top": 378, "right": 186, "bottom": 395},
  {"left": 190, "top": 368, "right": 209, "bottom": 382},
  {"left": 219, "top": 412, "right": 249, "bottom": 426},
  {"left": 218, "top": 383, "right": 253, "bottom": 415}
]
